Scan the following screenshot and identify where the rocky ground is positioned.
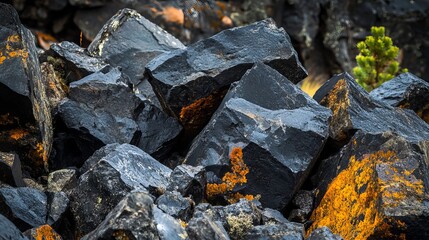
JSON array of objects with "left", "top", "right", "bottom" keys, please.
[{"left": 1, "top": 1, "right": 429, "bottom": 240}]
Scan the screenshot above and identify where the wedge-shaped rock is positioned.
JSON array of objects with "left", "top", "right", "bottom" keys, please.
[
  {"left": 70, "top": 144, "right": 171, "bottom": 235},
  {"left": 370, "top": 72, "right": 429, "bottom": 123},
  {"left": 166, "top": 164, "right": 206, "bottom": 204},
  {"left": 82, "top": 192, "right": 159, "bottom": 240},
  {"left": 185, "top": 63, "right": 330, "bottom": 209},
  {"left": 0, "top": 3, "right": 52, "bottom": 172},
  {"left": 309, "top": 131, "right": 429, "bottom": 239},
  {"left": 147, "top": 19, "right": 307, "bottom": 135},
  {"left": 0, "top": 152, "right": 25, "bottom": 187},
  {"left": 0, "top": 214, "right": 27, "bottom": 240},
  {"left": 313, "top": 72, "right": 429, "bottom": 144},
  {"left": 0, "top": 187, "right": 47, "bottom": 231},
  {"left": 88, "top": 8, "right": 185, "bottom": 85}
]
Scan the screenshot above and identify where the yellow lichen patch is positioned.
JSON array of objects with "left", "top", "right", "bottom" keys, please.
[
  {"left": 9, "top": 128, "right": 28, "bottom": 140},
  {"left": 320, "top": 79, "right": 352, "bottom": 141},
  {"left": 33, "top": 225, "right": 61, "bottom": 240},
  {"left": 308, "top": 150, "right": 407, "bottom": 240},
  {"left": 179, "top": 219, "right": 188, "bottom": 228},
  {"left": 206, "top": 147, "right": 254, "bottom": 203}
]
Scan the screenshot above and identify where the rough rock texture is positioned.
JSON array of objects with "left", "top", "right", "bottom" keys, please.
[
  {"left": 46, "top": 191, "right": 69, "bottom": 227},
  {"left": 23, "top": 225, "right": 62, "bottom": 240},
  {"left": 47, "top": 168, "right": 78, "bottom": 193},
  {"left": 0, "top": 213, "right": 28, "bottom": 240},
  {"left": 370, "top": 72, "right": 429, "bottom": 123},
  {"left": 0, "top": 152, "right": 25, "bottom": 187},
  {"left": 307, "top": 227, "right": 343, "bottom": 240},
  {"left": 288, "top": 190, "right": 314, "bottom": 223},
  {"left": 70, "top": 143, "right": 171, "bottom": 235},
  {"left": 186, "top": 209, "right": 231, "bottom": 240},
  {"left": 0, "top": 3, "right": 52, "bottom": 173},
  {"left": 166, "top": 164, "right": 206, "bottom": 204},
  {"left": 314, "top": 72, "right": 429, "bottom": 145},
  {"left": 48, "top": 41, "right": 109, "bottom": 83},
  {"left": 40, "top": 61, "right": 68, "bottom": 111},
  {"left": 244, "top": 223, "right": 305, "bottom": 240},
  {"left": 87, "top": 8, "right": 185, "bottom": 85},
  {"left": 156, "top": 191, "right": 193, "bottom": 221},
  {"left": 147, "top": 18, "right": 307, "bottom": 136},
  {"left": 261, "top": 208, "right": 290, "bottom": 225},
  {"left": 309, "top": 131, "right": 429, "bottom": 239},
  {"left": 82, "top": 192, "right": 159, "bottom": 240},
  {"left": 0, "top": 187, "right": 47, "bottom": 231},
  {"left": 186, "top": 63, "right": 330, "bottom": 209},
  {"left": 153, "top": 206, "right": 189, "bottom": 240}
]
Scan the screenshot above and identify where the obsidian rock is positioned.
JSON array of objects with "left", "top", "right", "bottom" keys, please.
[
  {"left": 0, "top": 213, "right": 28, "bottom": 240},
  {"left": 0, "top": 152, "right": 25, "bottom": 187},
  {"left": 0, "top": 187, "right": 47, "bottom": 231},
  {"left": 146, "top": 18, "right": 307, "bottom": 136},
  {"left": 82, "top": 192, "right": 159, "bottom": 240},
  {"left": 186, "top": 210, "right": 230, "bottom": 240},
  {"left": 260, "top": 208, "right": 290, "bottom": 225},
  {"left": 307, "top": 227, "right": 343, "bottom": 240},
  {"left": 244, "top": 223, "right": 305, "bottom": 240},
  {"left": 47, "top": 168, "right": 78, "bottom": 193},
  {"left": 153, "top": 206, "right": 189, "bottom": 240},
  {"left": 87, "top": 8, "right": 185, "bottom": 85},
  {"left": 185, "top": 63, "right": 330, "bottom": 210},
  {"left": 313, "top": 72, "right": 429, "bottom": 145},
  {"left": 309, "top": 131, "right": 429, "bottom": 239},
  {"left": 370, "top": 72, "right": 429, "bottom": 123},
  {"left": 70, "top": 143, "right": 171, "bottom": 235},
  {"left": 288, "top": 190, "right": 314, "bottom": 223},
  {"left": 46, "top": 191, "right": 69, "bottom": 228},
  {"left": 166, "top": 164, "right": 206, "bottom": 204},
  {"left": 156, "top": 191, "right": 194, "bottom": 221}
]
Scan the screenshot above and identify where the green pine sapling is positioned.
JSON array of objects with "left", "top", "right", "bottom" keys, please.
[{"left": 353, "top": 26, "right": 407, "bottom": 91}]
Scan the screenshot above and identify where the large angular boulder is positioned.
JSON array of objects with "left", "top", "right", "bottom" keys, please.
[
  {"left": 70, "top": 143, "right": 172, "bottom": 235},
  {"left": 87, "top": 8, "right": 185, "bottom": 85},
  {"left": 370, "top": 72, "right": 429, "bottom": 123},
  {"left": 313, "top": 72, "right": 429, "bottom": 145},
  {"left": 185, "top": 63, "right": 331, "bottom": 209},
  {"left": 0, "top": 151, "right": 25, "bottom": 187},
  {"left": 82, "top": 192, "right": 159, "bottom": 240},
  {"left": 0, "top": 3, "right": 52, "bottom": 172},
  {"left": 309, "top": 131, "right": 429, "bottom": 239},
  {"left": 146, "top": 18, "right": 307, "bottom": 136},
  {"left": 0, "top": 214, "right": 28, "bottom": 240}
]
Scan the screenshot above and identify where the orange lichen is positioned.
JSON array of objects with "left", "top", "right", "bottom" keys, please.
[
  {"left": 206, "top": 147, "right": 254, "bottom": 204},
  {"left": 36, "top": 32, "right": 58, "bottom": 50},
  {"left": 180, "top": 94, "right": 216, "bottom": 124},
  {"left": 308, "top": 150, "right": 422, "bottom": 239},
  {"left": 9, "top": 128, "right": 28, "bottom": 140},
  {"left": 1, "top": 34, "right": 28, "bottom": 65},
  {"left": 150, "top": 6, "right": 184, "bottom": 25},
  {"left": 33, "top": 225, "right": 61, "bottom": 240}
]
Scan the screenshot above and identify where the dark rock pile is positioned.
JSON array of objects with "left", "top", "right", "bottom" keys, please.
[{"left": 1, "top": 2, "right": 429, "bottom": 240}]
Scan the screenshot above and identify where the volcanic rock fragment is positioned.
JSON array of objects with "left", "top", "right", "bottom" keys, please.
[
  {"left": 309, "top": 131, "right": 429, "bottom": 239},
  {"left": 0, "top": 151, "right": 25, "bottom": 187},
  {"left": 47, "top": 168, "right": 77, "bottom": 193},
  {"left": 166, "top": 164, "right": 206, "bottom": 204},
  {"left": 153, "top": 206, "right": 189, "bottom": 240},
  {"left": 307, "top": 227, "right": 343, "bottom": 240},
  {"left": 0, "top": 214, "right": 28, "bottom": 240},
  {"left": 288, "top": 190, "right": 314, "bottom": 223},
  {"left": 146, "top": 18, "right": 307, "bottom": 135},
  {"left": 0, "top": 187, "right": 47, "bottom": 231},
  {"left": 156, "top": 191, "right": 193, "bottom": 221},
  {"left": 82, "top": 192, "right": 159, "bottom": 240},
  {"left": 370, "top": 72, "right": 429, "bottom": 123},
  {"left": 186, "top": 210, "right": 230, "bottom": 240},
  {"left": 0, "top": 3, "right": 52, "bottom": 172},
  {"left": 46, "top": 191, "right": 69, "bottom": 228},
  {"left": 244, "top": 223, "right": 305, "bottom": 240},
  {"left": 185, "top": 63, "right": 330, "bottom": 209},
  {"left": 70, "top": 143, "right": 171, "bottom": 235},
  {"left": 23, "top": 225, "right": 62, "bottom": 240},
  {"left": 313, "top": 72, "right": 429, "bottom": 144},
  {"left": 87, "top": 8, "right": 185, "bottom": 85}
]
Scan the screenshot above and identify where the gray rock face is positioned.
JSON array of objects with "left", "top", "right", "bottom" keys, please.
[
  {"left": 70, "top": 143, "right": 172, "bottom": 235},
  {"left": 88, "top": 8, "right": 185, "bottom": 85},
  {"left": 307, "top": 227, "right": 343, "bottom": 240},
  {"left": 0, "top": 152, "right": 25, "bottom": 187},
  {"left": 370, "top": 72, "right": 429, "bottom": 123},
  {"left": 185, "top": 63, "right": 331, "bottom": 209},
  {"left": 47, "top": 169, "right": 78, "bottom": 193},
  {"left": 147, "top": 18, "right": 307, "bottom": 136},
  {"left": 244, "top": 223, "right": 305, "bottom": 240},
  {"left": 156, "top": 191, "right": 193, "bottom": 221},
  {"left": 166, "top": 164, "right": 206, "bottom": 204},
  {"left": 49, "top": 41, "right": 109, "bottom": 83},
  {"left": 82, "top": 192, "right": 160, "bottom": 240},
  {"left": 0, "top": 214, "right": 28, "bottom": 240},
  {"left": 186, "top": 211, "right": 231, "bottom": 240},
  {"left": 0, "top": 187, "right": 47, "bottom": 231},
  {"left": 313, "top": 72, "right": 429, "bottom": 144},
  {"left": 153, "top": 206, "right": 189, "bottom": 240},
  {"left": 46, "top": 191, "right": 69, "bottom": 228},
  {"left": 288, "top": 190, "right": 314, "bottom": 223}
]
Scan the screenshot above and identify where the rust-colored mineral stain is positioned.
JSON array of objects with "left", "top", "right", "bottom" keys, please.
[
  {"left": 33, "top": 225, "right": 61, "bottom": 240},
  {"left": 308, "top": 150, "right": 417, "bottom": 239}
]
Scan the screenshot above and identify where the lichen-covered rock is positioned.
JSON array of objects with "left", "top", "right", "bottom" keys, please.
[
  {"left": 48, "top": 41, "right": 109, "bottom": 83},
  {"left": 370, "top": 72, "right": 429, "bottom": 123},
  {"left": 156, "top": 191, "right": 194, "bottom": 221},
  {"left": 87, "top": 8, "right": 185, "bottom": 85},
  {"left": 153, "top": 206, "right": 189, "bottom": 240},
  {"left": 185, "top": 63, "right": 330, "bottom": 209},
  {"left": 23, "top": 224, "right": 62, "bottom": 240},
  {"left": 147, "top": 19, "right": 307, "bottom": 136},
  {"left": 308, "top": 131, "right": 429, "bottom": 239},
  {"left": 0, "top": 187, "right": 47, "bottom": 231},
  {"left": 186, "top": 210, "right": 231, "bottom": 240},
  {"left": 47, "top": 168, "right": 77, "bottom": 193},
  {"left": 40, "top": 61, "right": 68, "bottom": 111},
  {"left": 313, "top": 72, "right": 429, "bottom": 145},
  {"left": 70, "top": 143, "right": 171, "bottom": 235},
  {"left": 166, "top": 164, "right": 206, "bottom": 204},
  {"left": 0, "top": 213, "right": 28, "bottom": 240},
  {"left": 244, "top": 223, "right": 305, "bottom": 240},
  {"left": 82, "top": 192, "right": 159, "bottom": 240},
  {"left": 288, "top": 190, "right": 315, "bottom": 223},
  {"left": 0, "top": 3, "right": 52, "bottom": 173},
  {"left": 307, "top": 227, "right": 343, "bottom": 240},
  {"left": 0, "top": 152, "right": 25, "bottom": 187},
  {"left": 260, "top": 208, "right": 290, "bottom": 225}
]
